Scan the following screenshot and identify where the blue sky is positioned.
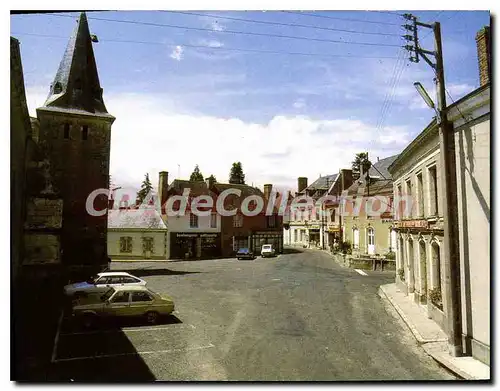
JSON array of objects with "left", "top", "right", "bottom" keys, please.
[{"left": 10, "top": 10, "right": 490, "bottom": 193}]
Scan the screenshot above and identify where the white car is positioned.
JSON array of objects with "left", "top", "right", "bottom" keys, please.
[
  {"left": 261, "top": 244, "right": 276, "bottom": 258},
  {"left": 64, "top": 271, "right": 147, "bottom": 298}
]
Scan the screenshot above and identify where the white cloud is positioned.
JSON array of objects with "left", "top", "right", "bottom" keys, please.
[
  {"left": 169, "top": 45, "right": 184, "bottom": 61},
  {"left": 25, "top": 88, "right": 411, "bottom": 193}
]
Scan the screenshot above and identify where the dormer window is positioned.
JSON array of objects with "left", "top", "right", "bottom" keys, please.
[
  {"left": 63, "top": 123, "right": 70, "bottom": 139},
  {"left": 82, "top": 125, "right": 88, "bottom": 140},
  {"left": 53, "top": 82, "right": 62, "bottom": 94}
]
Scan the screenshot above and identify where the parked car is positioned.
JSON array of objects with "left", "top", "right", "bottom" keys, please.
[
  {"left": 72, "top": 285, "right": 175, "bottom": 327},
  {"left": 236, "top": 248, "right": 255, "bottom": 260},
  {"left": 261, "top": 244, "right": 276, "bottom": 258},
  {"left": 63, "top": 271, "right": 147, "bottom": 298}
]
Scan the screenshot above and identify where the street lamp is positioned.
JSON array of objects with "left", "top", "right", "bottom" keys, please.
[
  {"left": 413, "top": 82, "right": 435, "bottom": 109},
  {"left": 414, "top": 81, "right": 442, "bottom": 124}
]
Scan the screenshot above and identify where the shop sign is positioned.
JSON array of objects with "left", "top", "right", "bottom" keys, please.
[
  {"left": 396, "top": 220, "right": 428, "bottom": 229},
  {"left": 176, "top": 233, "right": 199, "bottom": 238},
  {"left": 253, "top": 231, "right": 282, "bottom": 236}
]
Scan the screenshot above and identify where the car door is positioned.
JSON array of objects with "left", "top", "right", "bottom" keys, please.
[
  {"left": 107, "top": 291, "right": 131, "bottom": 317},
  {"left": 129, "top": 291, "right": 155, "bottom": 316},
  {"left": 94, "top": 276, "right": 108, "bottom": 289},
  {"left": 123, "top": 276, "right": 144, "bottom": 286}
]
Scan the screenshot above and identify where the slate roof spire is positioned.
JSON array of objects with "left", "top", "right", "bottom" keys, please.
[{"left": 43, "top": 12, "right": 109, "bottom": 115}]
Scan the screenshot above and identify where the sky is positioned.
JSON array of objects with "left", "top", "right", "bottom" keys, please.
[{"left": 10, "top": 9, "right": 490, "bottom": 195}]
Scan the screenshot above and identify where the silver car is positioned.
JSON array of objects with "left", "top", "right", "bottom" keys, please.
[{"left": 64, "top": 272, "right": 147, "bottom": 298}]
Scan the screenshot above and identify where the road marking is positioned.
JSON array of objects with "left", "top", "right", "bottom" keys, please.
[
  {"left": 60, "top": 324, "right": 194, "bottom": 336},
  {"left": 53, "top": 343, "right": 215, "bottom": 363},
  {"left": 354, "top": 269, "right": 368, "bottom": 276},
  {"left": 51, "top": 310, "right": 65, "bottom": 363},
  {"left": 272, "top": 279, "right": 281, "bottom": 281}
]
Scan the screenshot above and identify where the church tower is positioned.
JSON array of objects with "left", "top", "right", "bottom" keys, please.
[{"left": 36, "top": 12, "right": 115, "bottom": 272}]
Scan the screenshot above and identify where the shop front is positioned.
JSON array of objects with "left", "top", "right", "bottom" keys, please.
[
  {"left": 308, "top": 227, "right": 320, "bottom": 248},
  {"left": 251, "top": 231, "right": 283, "bottom": 254},
  {"left": 170, "top": 232, "right": 221, "bottom": 260}
]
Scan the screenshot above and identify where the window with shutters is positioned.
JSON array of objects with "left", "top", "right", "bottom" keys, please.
[
  {"left": 120, "top": 236, "right": 133, "bottom": 253},
  {"left": 143, "top": 237, "right": 154, "bottom": 253}
]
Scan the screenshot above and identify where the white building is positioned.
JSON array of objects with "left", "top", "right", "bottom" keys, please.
[
  {"left": 107, "top": 208, "right": 168, "bottom": 260},
  {"left": 284, "top": 175, "right": 337, "bottom": 248},
  {"left": 158, "top": 175, "right": 222, "bottom": 260},
  {"left": 388, "top": 26, "right": 490, "bottom": 365}
]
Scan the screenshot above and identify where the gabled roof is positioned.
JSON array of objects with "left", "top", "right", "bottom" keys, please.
[
  {"left": 211, "top": 182, "right": 264, "bottom": 198},
  {"left": 369, "top": 154, "right": 399, "bottom": 179},
  {"left": 305, "top": 174, "right": 338, "bottom": 192},
  {"left": 168, "top": 179, "right": 212, "bottom": 197},
  {"left": 42, "top": 12, "right": 113, "bottom": 117},
  {"left": 108, "top": 208, "right": 166, "bottom": 229}
]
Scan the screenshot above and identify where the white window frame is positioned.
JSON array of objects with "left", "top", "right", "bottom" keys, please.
[
  {"left": 190, "top": 212, "right": 199, "bottom": 228},
  {"left": 210, "top": 213, "right": 217, "bottom": 228}
]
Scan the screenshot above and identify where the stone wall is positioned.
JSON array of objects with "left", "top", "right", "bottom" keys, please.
[{"left": 10, "top": 37, "right": 31, "bottom": 282}]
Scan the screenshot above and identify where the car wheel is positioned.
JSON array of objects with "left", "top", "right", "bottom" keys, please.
[
  {"left": 146, "top": 311, "right": 160, "bottom": 325},
  {"left": 82, "top": 313, "right": 96, "bottom": 329}
]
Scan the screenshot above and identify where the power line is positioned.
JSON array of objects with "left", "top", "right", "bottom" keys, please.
[
  {"left": 12, "top": 31, "right": 401, "bottom": 60},
  {"left": 43, "top": 12, "right": 402, "bottom": 48},
  {"left": 375, "top": 49, "right": 407, "bottom": 130},
  {"left": 281, "top": 10, "right": 402, "bottom": 26},
  {"left": 159, "top": 10, "right": 402, "bottom": 37},
  {"left": 445, "top": 88, "right": 469, "bottom": 123},
  {"left": 368, "top": 10, "right": 405, "bottom": 17}
]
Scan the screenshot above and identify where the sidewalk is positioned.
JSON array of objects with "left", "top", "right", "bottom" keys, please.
[{"left": 379, "top": 283, "right": 490, "bottom": 380}]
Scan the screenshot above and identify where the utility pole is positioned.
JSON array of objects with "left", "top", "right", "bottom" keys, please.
[{"left": 403, "top": 15, "right": 462, "bottom": 357}]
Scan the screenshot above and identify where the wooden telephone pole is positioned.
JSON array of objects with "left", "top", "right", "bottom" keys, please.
[{"left": 403, "top": 15, "right": 462, "bottom": 356}]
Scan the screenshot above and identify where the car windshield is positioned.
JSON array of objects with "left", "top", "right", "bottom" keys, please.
[
  {"left": 239, "top": 248, "right": 249, "bottom": 253},
  {"left": 86, "top": 275, "right": 98, "bottom": 284},
  {"left": 101, "top": 288, "right": 115, "bottom": 302},
  {"left": 263, "top": 245, "right": 271, "bottom": 250}
]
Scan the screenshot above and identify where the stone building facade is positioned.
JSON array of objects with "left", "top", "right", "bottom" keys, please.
[
  {"left": 32, "top": 12, "right": 115, "bottom": 273},
  {"left": 342, "top": 155, "right": 398, "bottom": 257},
  {"left": 12, "top": 12, "right": 115, "bottom": 379},
  {"left": 388, "top": 26, "right": 491, "bottom": 365},
  {"left": 108, "top": 209, "right": 168, "bottom": 260}
]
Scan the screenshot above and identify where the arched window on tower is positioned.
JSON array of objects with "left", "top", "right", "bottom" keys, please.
[
  {"left": 74, "top": 78, "right": 82, "bottom": 91},
  {"left": 53, "top": 82, "right": 62, "bottom": 94}
]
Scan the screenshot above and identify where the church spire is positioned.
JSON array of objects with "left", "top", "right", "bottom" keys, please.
[{"left": 44, "top": 12, "right": 110, "bottom": 115}]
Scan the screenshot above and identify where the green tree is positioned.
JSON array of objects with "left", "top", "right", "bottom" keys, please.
[
  {"left": 229, "top": 162, "right": 245, "bottom": 184},
  {"left": 189, "top": 164, "right": 204, "bottom": 181},
  {"left": 136, "top": 173, "right": 153, "bottom": 205},
  {"left": 352, "top": 152, "right": 372, "bottom": 181}
]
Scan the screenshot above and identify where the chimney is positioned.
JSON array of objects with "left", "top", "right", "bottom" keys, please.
[
  {"left": 476, "top": 26, "right": 491, "bottom": 87},
  {"left": 206, "top": 176, "right": 216, "bottom": 190},
  {"left": 158, "top": 171, "right": 169, "bottom": 214},
  {"left": 298, "top": 177, "right": 308, "bottom": 193},
  {"left": 264, "top": 184, "right": 272, "bottom": 200},
  {"left": 377, "top": 156, "right": 380, "bottom": 162}
]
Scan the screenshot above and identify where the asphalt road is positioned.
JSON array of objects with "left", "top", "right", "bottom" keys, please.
[{"left": 53, "top": 248, "right": 457, "bottom": 381}]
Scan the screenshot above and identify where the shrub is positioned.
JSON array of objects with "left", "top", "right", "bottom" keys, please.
[
  {"left": 429, "top": 288, "right": 443, "bottom": 310},
  {"left": 385, "top": 251, "right": 396, "bottom": 260},
  {"left": 339, "top": 240, "right": 352, "bottom": 255},
  {"left": 397, "top": 268, "right": 405, "bottom": 281}
]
